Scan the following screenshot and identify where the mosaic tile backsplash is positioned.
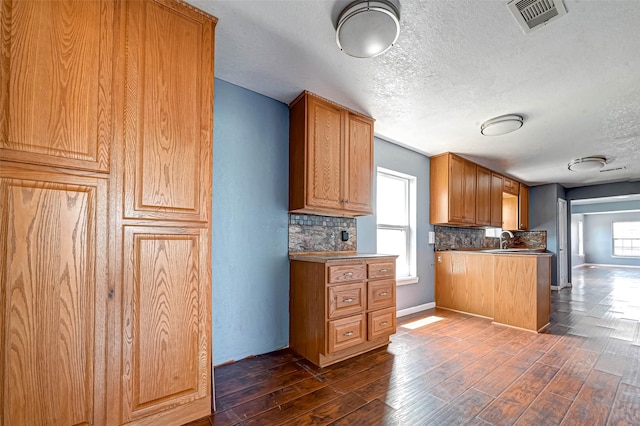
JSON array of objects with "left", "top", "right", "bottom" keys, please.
[
  {"left": 289, "top": 214, "right": 357, "bottom": 252},
  {"left": 435, "top": 225, "right": 546, "bottom": 251}
]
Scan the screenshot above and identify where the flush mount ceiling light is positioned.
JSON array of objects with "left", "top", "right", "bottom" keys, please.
[
  {"left": 480, "top": 114, "right": 524, "bottom": 136},
  {"left": 568, "top": 156, "right": 607, "bottom": 172},
  {"left": 336, "top": 0, "right": 400, "bottom": 58}
]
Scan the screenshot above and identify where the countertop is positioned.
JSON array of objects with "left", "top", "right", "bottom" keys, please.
[{"left": 289, "top": 252, "right": 398, "bottom": 262}]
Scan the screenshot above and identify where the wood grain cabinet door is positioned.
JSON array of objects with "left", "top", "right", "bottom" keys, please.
[
  {"left": 305, "top": 96, "right": 343, "bottom": 211},
  {"left": 518, "top": 183, "right": 530, "bottom": 230},
  {"left": 0, "top": 167, "right": 108, "bottom": 425},
  {"left": 344, "top": 114, "right": 373, "bottom": 214},
  {"left": 490, "top": 173, "right": 503, "bottom": 228},
  {"left": 122, "top": 226, "right": 211, "bottom": 422},
  {"left": 123, "top": 0, "right": 214, "bottom": 222},
  {"left": 0, "top": 0, "right": 115, "bottom": 172},
  {"left": 448, "top": 155, "right": 465, "bottom": 222},
  {"left": 475, "top": 166, "right": 491, "bottom": 226}
]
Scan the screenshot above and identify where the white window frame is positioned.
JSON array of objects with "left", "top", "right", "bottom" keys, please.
[
  {"left": 376, "top": 167, "right": 418, "bottom": 286},
  {"left": 612, "top": 221, "right": 640, "bottom": 257}
]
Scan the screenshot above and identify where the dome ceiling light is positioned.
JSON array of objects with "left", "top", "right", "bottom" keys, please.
[
  {"left": 480, "top": 114, "right": 524, "bottom": 136},
  {"left": 568, "top": 156, "right": 607, "bottom": 172},
  {"left": 336, "top": 0, "right": 400, "bottom": 58}
]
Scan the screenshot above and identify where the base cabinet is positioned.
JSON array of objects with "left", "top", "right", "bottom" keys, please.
[
  {"left": 290, "top": 256, "right": 397, "bottom": 367},
  {"left": 435, "top": 251, "right": 550, "bottom": 332}
]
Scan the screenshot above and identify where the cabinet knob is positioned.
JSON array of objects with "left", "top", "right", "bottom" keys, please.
[
  {"left": 344, "top": 272, "right": 353, "bottom": 277},
  {"left": 343, "top": 331, "right": 354, "bottom": 337},
  {"left": 379, "top": 269, "right": 388, "bottom": 273},
  {"left": 343, "top": 298, "right": 354, "bottom": 303},
  {"left": 380, "top": 321, "right": 389, "bottom": 326},
  {"left": 379, "top": 291, "right": 389, "bottom": 296}
]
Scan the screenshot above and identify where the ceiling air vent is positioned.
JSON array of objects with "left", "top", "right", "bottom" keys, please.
[
  {"left": 600, "top": 166, "right": 627, "bottom": 173},
  {"left": 507, "top": 0, "right": 567, "bottom": 33}
]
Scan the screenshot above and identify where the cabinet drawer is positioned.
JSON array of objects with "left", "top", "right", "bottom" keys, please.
[
  {"left": 367, "top": 280, "right": 395, "bottom": 311},
  {"left": 328, "top": 282, "right": 365, "bottom": 319},
  {"left": 328, "top": 264, "right": 366, "bottom": 284},
  {"left": 367, "top": 262, "right": 395, "bottom": 280},
  {"left": 368, "top": 307, "right": 396, "bottom": 340},
  {"left": 328, "top": 314, "right": 366, "bottom": 353}
]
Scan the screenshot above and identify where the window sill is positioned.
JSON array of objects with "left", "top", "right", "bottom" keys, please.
[{"left": 397, "top": 276, "right": 419, "bottom": 286}]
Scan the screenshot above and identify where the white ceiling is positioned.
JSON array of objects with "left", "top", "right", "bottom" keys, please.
[{"left": 188, "top": 0, "right": 640, "bottom": 188}]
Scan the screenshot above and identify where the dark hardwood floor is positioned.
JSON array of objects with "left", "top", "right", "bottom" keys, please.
[{"left": 187, "top": 265, "right": 640, "bottom": 425}]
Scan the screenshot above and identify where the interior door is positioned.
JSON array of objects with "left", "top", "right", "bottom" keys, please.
[{"left": 558, "top": 198, "right": 568, "bottom": 288}]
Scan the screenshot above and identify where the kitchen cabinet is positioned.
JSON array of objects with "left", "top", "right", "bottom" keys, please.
[
  {"left": 435, "top": 251, "right": 551, "bottom": 332},
  {"left": 430, "top": 152, "right": 477, "bottom": 225},
  {"left": 490, "top": 172, "right": 504, "bottom": 228},
  {"left": 0, "top": 0, "right": 216, "bottom": 424},
  {"left": 493, "top": 254, "right": 550, "bottom": 331},
  {"left": 503, "top": 182, "right": 529, "bottom": 231},
  {"left": 289, "top": 91, "right": 374, "bottom": 217},
  {"left": 434, "top": 252, "right": 494, "bottom": 318},
  {"left": 476, "top": 166, "right": 492, "bottom": 226},
  {"left": 518, "top": 183, "right": 530, "bottom": 230},
  {"left": 289, "top": 255, "right": 397, "bottom": 367},
  {"left": 503, "top": 177, "right": 519, "bottom": 195}
]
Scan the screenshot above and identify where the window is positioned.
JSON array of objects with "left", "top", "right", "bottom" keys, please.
[
  {"left": 578, "top": 220, "right": 584, "bottom": 256},
  {"left": 613, "top": 221, "right": 640, "bottom": 257},
  {"left": 376, "top": 168, "right": 418, "bottom": 284}
]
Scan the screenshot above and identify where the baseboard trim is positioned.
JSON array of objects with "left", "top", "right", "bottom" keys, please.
[
  {"left": 397, "top": 302, "right": 436, "bottom": 317},
  {"left": 551, "top": 282, "right": 572, "bottom": 291}
]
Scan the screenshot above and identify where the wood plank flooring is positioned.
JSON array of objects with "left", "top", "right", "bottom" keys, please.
[{"left": 187, "top": 265, "right": 640, "bottom": 425}]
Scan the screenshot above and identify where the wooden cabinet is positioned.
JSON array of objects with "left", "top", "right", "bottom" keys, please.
[
  {"left": 503, "top": 182, "right": 529, "bottom": 231},
  {"left": 430, "top": 152, "right": 477, "bottom": 225},
  {"left": 493, "top": 254, "right": 550, "bottom": 331},
  {"left": 289, "top": 92, "right": 374, "bottom": 217},
  {"left": 289, "top": 256, "right": 397, "bottom": 367},
  {"left": 518, "top": 183, "right": 530, "bottom": 230},
  {"left": 476, "top": 166, "right": 492, "bottom": 226},
  {"left": 503, "top": 177, "right": 519, "bottom": 195},
  {"left": 434, "top": 252, "right": 494, "bottom": 318},
  {"left": 0, "top": 0, "right": 216, "bottom": 424},
  {"left": 435, "top": 251, "right": 550, "bottom": 332},
  {"left": 0, "top": 0, "right": 115, "bottom": 172},
  {"left": 490, "top": 173, "right": 504, "bottom": 228},
  {"left": 0, "top": 165, "right": 109, "bottom": 425}
]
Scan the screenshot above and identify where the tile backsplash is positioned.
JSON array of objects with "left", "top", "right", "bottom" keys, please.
[
  {"left": 434, "top": 225, "right": 547, "bottom": 251},
  {"left": 289, "top": 214, "right": 357, "bottom": 252}
]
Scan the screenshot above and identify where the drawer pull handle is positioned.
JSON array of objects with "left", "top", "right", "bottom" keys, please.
[
  {"left": 379, "top": 291, "right": 389, "bottom": 296},
  {"left": 343, "top": 331, "right": 354, "bottom": 337},
  {"left": 344, "top": 272, "right": 353, "bottom": 277},
  {"left": 379, "top": 269, "right": 388, "bottom": 272},
  {"left": 343, "top": 298, "right": 354, "bottom": 303},
  {"left": 380, "top": 321, "right": 389, "bottom": 326}
]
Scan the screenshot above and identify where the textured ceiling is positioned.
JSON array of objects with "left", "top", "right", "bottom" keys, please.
[{"left": 188, "top": 0, "right": 640, "bottom": 188}]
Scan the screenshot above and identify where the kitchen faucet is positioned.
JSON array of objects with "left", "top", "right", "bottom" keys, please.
[{"left": 500, "top": 230, "right": 514, "bottom": 249}]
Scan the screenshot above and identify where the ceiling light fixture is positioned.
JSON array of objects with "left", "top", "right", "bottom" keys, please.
[
  {"left": 480, "top": 114, "right": 524, "bottom": 136},
  {"left": 568, "top": 156, "right": 607, "bottom": 172},
  {"left": 336, "top": 0, "right": 400, "bottom": 58}
]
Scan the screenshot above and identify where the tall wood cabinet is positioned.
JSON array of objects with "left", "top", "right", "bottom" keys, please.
[
  {"left": 430, "top": 152, "right": 477, "bottom": 225},
  {"left": 289, "top": 91, "right": 374, "bottom": 217},
  {"left": 0, "top": 1, "right": 216, "bottom": 424},
  {"left": 476, "top": 166, "right": 492, "bottom": 226}
]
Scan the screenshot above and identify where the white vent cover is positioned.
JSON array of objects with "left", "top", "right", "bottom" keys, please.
[{"left": 507, "top": 0, "right": 567, "bottom": 33}]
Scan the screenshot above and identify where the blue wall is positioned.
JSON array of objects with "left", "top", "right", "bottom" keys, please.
[
  {"left": 530, "top": 183, "right": 566, "bottom": 286},
  {"left": 212, "top": 79, "right": 290, "bottom": 365},
  {"left": 584, "top": 212, "right": 640, "bottom": 267},
  {"left": 572, "top": 200, "right": 640, "bottom": 214},
  {"left": 357, "top": 138, "right": 434, "bottom": 310}
]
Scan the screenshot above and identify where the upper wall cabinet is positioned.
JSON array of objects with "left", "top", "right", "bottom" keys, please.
[
  {"left": 123, "top": 0, "right": 214, "bottom": 223},
  {"left": 430, "top": 153, "right": 477, "bottom": 225},
  {"left": 430, "top": 152, "right": 526, "bottom": 229},
  {"left": 0, "top": 0, "right": 116, "bottom": 172},
  {"left": 289, "top": 91, "right": 374, "bottom": 217}
]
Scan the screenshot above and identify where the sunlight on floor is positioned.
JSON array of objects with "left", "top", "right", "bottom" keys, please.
[{"left": 401, "top": 316, "right": 444, "bottom": 330}]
